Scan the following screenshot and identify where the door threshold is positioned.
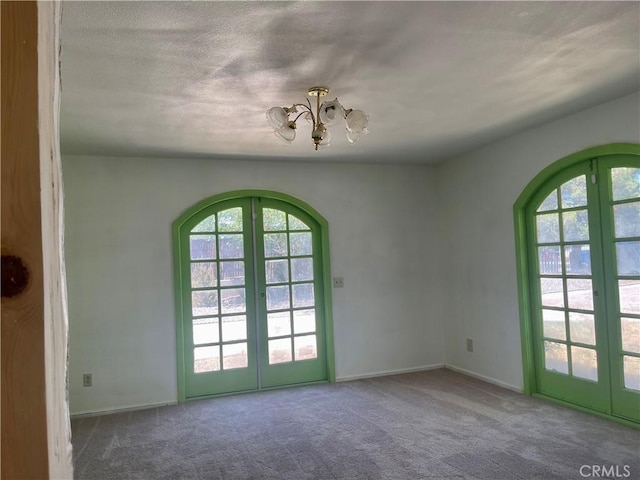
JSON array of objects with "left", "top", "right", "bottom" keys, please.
[{"left": 186, "top": 379, "right": 330, "bottom": 403}]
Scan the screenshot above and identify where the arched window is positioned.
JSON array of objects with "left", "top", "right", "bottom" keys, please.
[
  {"left": 173, "top": 191, "right": 335, "bottom": 401},
  {"left": 514, "top": 144, "right": 639, "bottom": 423}
]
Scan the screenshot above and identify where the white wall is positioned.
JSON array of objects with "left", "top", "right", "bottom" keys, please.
[
  {"left": 63, "top": 157, "right": 443, "bottom": 414},
  {"left": 436, "top": 92, "right": 640, "bottom": 390}
]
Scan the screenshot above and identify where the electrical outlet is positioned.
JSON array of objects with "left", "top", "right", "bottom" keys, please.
[
  {"left": 466, "top": 338, "right": 473, "bottom": 352},
  {"left": 333, "top": 277, "right": 344, "bottom": 288},
  {"left": 83, "top": 373, "right": 92, "bottom": 387}
]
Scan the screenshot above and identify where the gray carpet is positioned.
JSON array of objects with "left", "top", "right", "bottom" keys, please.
[{"left": 71, "top": 369, "right": 639, "bottom": 480}]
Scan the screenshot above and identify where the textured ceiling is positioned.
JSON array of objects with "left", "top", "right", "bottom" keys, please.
[{"left": 60, "top": 1, "right": 640, "bottom": 163}]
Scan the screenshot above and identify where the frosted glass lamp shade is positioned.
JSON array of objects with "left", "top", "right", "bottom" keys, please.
[
  {"left": 274, "top": 124, "right": 296, "bottom": 144},
  {"left": 319, "top": 98, "right": 344, "bottom": 126},
  {"left": 266, "top": 107, "right": 289, "bottom": 129},
  {"left": 318, "top": 128, "right": 332, "bottom": 148},
  {"left": 345, "top": 109, "right": 368, "bottom": 134}
]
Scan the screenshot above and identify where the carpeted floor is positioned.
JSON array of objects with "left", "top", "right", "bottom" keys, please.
[{"left": 71, "top": 369, "right": 639, "bottom": 480}]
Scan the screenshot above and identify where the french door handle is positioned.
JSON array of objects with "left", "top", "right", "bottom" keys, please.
[{"left": 261, "top": 292, "right": 265, "bottom": 298}]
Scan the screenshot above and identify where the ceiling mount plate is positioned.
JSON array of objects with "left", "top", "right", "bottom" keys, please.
[{"left": 308, "top": 86, "right": 329, "bottom": 97}]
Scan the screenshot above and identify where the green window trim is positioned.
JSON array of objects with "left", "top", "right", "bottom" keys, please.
[{"left": 173, "top": 190, "right": 336, "bottom": 402}]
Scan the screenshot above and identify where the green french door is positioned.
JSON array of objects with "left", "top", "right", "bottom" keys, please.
[
  {"left": 177, "top": 197, "right": 328, "bottom": 399},
  {"left": 528, "top": 156, "right": 639, "bottom": 422}
]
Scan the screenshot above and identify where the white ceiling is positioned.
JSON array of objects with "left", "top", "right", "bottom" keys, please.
[{"left": 60, "top": 1, "right": 640, "bottom": 164}]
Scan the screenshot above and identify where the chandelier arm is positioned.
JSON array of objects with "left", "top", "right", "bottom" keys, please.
[{"left": 292, "top": 111, "right": 310, "bottom": 123}]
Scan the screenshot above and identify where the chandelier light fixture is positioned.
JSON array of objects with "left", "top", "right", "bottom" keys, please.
[{"left": 266, "top": 86, "right": 369, "bottom": 150}]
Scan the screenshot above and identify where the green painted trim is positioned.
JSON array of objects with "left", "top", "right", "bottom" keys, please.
[
  {"left": 513, "top": 144, "right": 640, "bottom": 414},
  {"left": 172, "top": 190, "right": 336, "bottom": 402}
]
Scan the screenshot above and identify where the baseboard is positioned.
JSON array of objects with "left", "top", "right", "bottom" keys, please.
[
  {"left": 444, "top": 364, "right": 523, "bottom": 393},
  {"left": 70, "top": 400, "right": 178, "bottom": 419},
  {"left": 336, "top": 363, "right": 445, "bottom": 382}
]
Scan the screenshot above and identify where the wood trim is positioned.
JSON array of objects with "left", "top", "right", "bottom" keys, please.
[{"left": 1, "top": 1, "right": 50, "bottom": 478}]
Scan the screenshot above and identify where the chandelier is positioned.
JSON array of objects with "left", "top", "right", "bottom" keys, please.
[{"left": 266, "top": 87, "right": 369, "bottom": 150}]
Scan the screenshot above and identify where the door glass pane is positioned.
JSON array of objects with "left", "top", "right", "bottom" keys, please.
[
  {"left": 542, "top": 309, "right": 565, "bottom": 340},
  {"left": 221, "top": 315, "right": 247, "bottom": 342},
  {"left": 294, "top": 335, "right": 317, "bottom": 361},
  {"left": 536, "top": 213, "right": 560, "bottom": 243},
  {"left": 190, "top": 235, "right": 216, "bottom": 260},
  {"left": 616, "top": 242, "right": 640, "bottom": 276},
  {"left": 564, "top": 245, "right": 591, "bottom": 275},
  {"left": 263, "top": 208, "right": 286, "bottom": 231},
  {"left": 613, "top": 202, "right": 640, "bottom": 239},
  {"left": 193, "top": 317, "right": 219, "bottom": 345},
  {"left": 611, "top": 167, "right": 640, "bottom": 201},
  {"left": 560, "top": 175, "right": 587, "bottom": 208},
  {"left": 264, "top": 233, "right": 288, "bottom": 258},
  {"left": 219, "top": 234, "right": 244, "bottom": 259},
  {"left": 569, "top": 312, "right": 596, "bottom": 346},
  {"left": 538, "top": 246, "right": 562, "bottom": 274},
  {"left": 619, "top": 280, "right": 640, "bottom": 315},
  {"left": 562, "top": 210, "right": 589, "bottom": 242},
  {"left": 537, "top": 189, "right": 558, "bottom": 212},
  {"left": 544, "top": 341, "right": 568, "bottom": 374},
  {"left": 540, "top": 278, "right": 564, "bottom": 308},
  {"left": 288, "top": 214, "right": 309, "bottom": 230},
  {"left": 291, "top": 257, "right": 314, "bottom": 282},
  {"left": 621, "top": 317, "right": 640, "bottom": 354},
  {"left": 217, "top": 208, "right": 242, "bottom": 232},
  {"left": 268, "top": 338, "right": 292, "bottom": 364},
  {"left": 191, "top": 262, "right": 217, "bottom": 288},
  {"left": 293, "top": 309, "right": 316, "bottom": 334},
  {"left": 194, "top": 346, "right": 220, "bottom": 373},
  {"left": 567, "top": 279, "right": 593, "bottom": 311},
  {"left": 222, "top": 343, "right": 248, "bottom": 369},
  {"left": 267, "top": 311, "right": 291, "bottom": 337},
  {"left": 192, "top": 214, "right": 216, "bottom": 233},
  {"left": 292, "top": 283, "right": 315, "bottom": 308},
  {"left": 192, "top": 290, "right": 218, "bottom": 317},
  {"left": 623, "top": 355, "right": 640, "bottom": 391},
  {"left": 290, "top": 232, "right": 312, "bottom": 256},
  {"left": 220, "top": 288, "right": 246, "bottom": 314},
  {"left": 571, "top": 346, "right": 598, "bottom": 382},
  {"left": 265, "top": 259, "right": 289, "bottom": 284},
  {"left": 219, "top": 261, "right": 245, "bottom": 286},
  {"left": 266, "top": 285, "right": 290, "bottom": 310}
]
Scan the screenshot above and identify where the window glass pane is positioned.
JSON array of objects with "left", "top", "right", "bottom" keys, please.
[
  {"left": 218, "top": 208, "right": 242, "bottom": 232},
  {"left": 544, "top": 341, "right": 568, "bottom": 374},
  {"left": 222, "top": 343, "right": 248, "bottom": 370},
  {"left": 193, "top": 317, "right": 219, "bottom": 345},
  {"left": 538, "top": 246, "right": 562, "bottom": 274},
  {"left": 569, "top": 312, "right": 596, "bottom": 346},
  {"left": 616, "top": 242, "right": 640, "bottom": 276},
  {"left": 571, "top": 346, "right": 598, "bottom": 382},
  {"left": 219, "top": 261, "right": 245, "bottom": 286},
  {"left": 292, "top": 283, "right": 315, "bottom": 308},
  {"left": 619, "top": 280, "right": 640, "bottom": 315},
  {"left": 537, "top": 189, "right": 558, "bottom": 212},
  {"left": 623, "top": 355, "right": 640, "bottom": 391},
  {"left": 266, "top": 285, "right": 290, "bottom": 311},
  {"left": 264, "top": 233, "right": 288, "bottom": 258},
  {"left": 540, "top": 278, "right": 564, "bottom": 308},
  {"left": 542, "top": 309, "right": 565, "bottom": 340},
  {"left": 191, "top": 214, "right": 215, "bottom": 233},
  {"left": 562, "top": 210, "right": 589, "bottom": 242},
  {"left": 290, "top": 232, "right": 312, "bottom": 256},
  {"left": 219, "top": 234, "right": 244, "bottom": 259},
  {"left": 560, "top": 175, "right": 587, "bottom": 208},
  {"left": 221, "top": 315, "right": 247, "bottom": 342},
  {"left": 291, "top": 257, "right": 314, "bottom": 282},
  {"left": 191, "top": 262, "right": 217, "bottom": 288},
  {"left": 567, "top": 279, "right": 593, "bottom": 311},
  {"left": 293, "top": 309, "right": 316, "bottom": 334},
  {"left": 536, "top": 213, "right": 560, "bottom": 243},
  {"left": 267, "top": 311, "right": 291, "bottom": 338},
  {"left": 621, "top": 317, "right": 640, "bottom": 354},
  {"left": 263, "top": 208, "right": 286, "bottom": 231},
  {"left": 288, "top": 214, "right": 309, "bottom": 231},
  {"left": 613, "top": 202, "right": 640, "bottom": 239},
  {"left": 194, "top": 346, "right": 219, "bottom": 373},
  {"left": 268, "top": 338, "right": 292, "bottom": 364},
  {"left": 294, "top": 335, "right": 317, "bottom": 361},
  {"left": 564, "top": 245, "right": 591, "bottom": 275},
  {"left": 612, "top": 167, "right": 640, "bottom": 201},
  {"left": 265, "top": 259, "right": 289, "bottom": 284},
  {"left": 220, "top": 288, "right": 246, "bottom": 314},
  {"left": 190, "top": 235, "right": 216, "bottom": 260},
  {"left": 192, "top": 290, "right": 218, "bottom": 317}
]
